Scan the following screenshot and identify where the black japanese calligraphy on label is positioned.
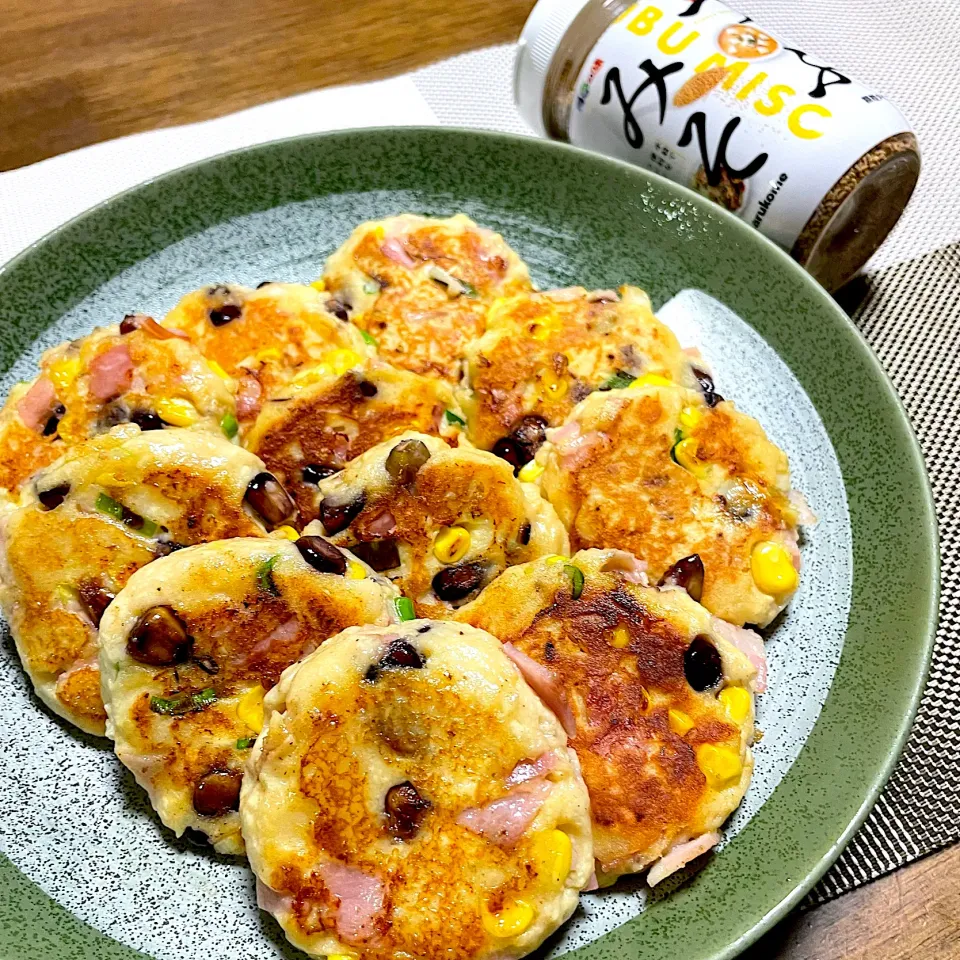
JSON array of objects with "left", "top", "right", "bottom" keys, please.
[{"left": 783, "top": 48, "right": 852, "bottom": 98}]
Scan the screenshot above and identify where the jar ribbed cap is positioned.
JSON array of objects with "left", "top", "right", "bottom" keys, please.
[{"left": 515, "top": 0, "right": 592, "bottom": 136}]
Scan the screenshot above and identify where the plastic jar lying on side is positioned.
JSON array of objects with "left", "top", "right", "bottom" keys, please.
[{"left": 515, "top": 0, "right": 920, "bottom": 291}]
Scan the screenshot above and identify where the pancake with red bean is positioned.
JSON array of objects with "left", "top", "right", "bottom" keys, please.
[
  {"left": 162, "top": 282, "right": 371, "bottom": 424},
  {"left": 0, "top": 318, "right": 236, "bottom": 495},
  {"left": 243, "top": 356, "right": 462, "bottom": 523},
  {"left": 0, "top": 425, "right": 295, "bottom": 735},
  {"left": 458, "top": 286, "right": 697, "bottom": 462},
  {"left": 99, "top": 536, "right": 398, "bottom": 854},
  {"left": 456, "top": 548, "right": 760, "bottom": 886},
  {"left": 241, "top": 619, "right": 594, "bottom": 960},
  {"left": 537, "top": 383, "right": 809, "bottom": 626},
  {"left": 305, "top": 432, "right": 568, "bottom": 618},
  {"left": 321, "top": 214, "right": 532, "bottom": 382}
]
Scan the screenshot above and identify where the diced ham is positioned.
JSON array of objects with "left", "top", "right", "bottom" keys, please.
[
  {"left": 88, "top": 344, "right": 133, "bottom": 400},
  {"left": 17, "top": 377, "right": 57, "bottom": 430},
  {"left": 789, "top": 489, "right": 817, "bottom": 527},
  {"left": 256, "top": 879, "right": 293, "bottom": 915},
  {"left": 318, "top": 861, "right": 385, "bottom": 943},
  {"left": 546, "top": 420, "right": 579, "bottom": 446},
  {"left": 646, "top": 832, "right": 720, "bottom": 887},
  {"left": 782, "top": 527, "right": 802, "bottom": 571},
  {"left": 329, "top": 431, "right": 351, "bottom": 463},
  {"left": 381, "top": 237, "right": 418, "bottom": 269},
  {"left": 545, "top": 287, "right": 584, "bottom": 302},
  {"left": 586, "top": 289, "right": 619, "bottom": 303},
  {"left": 502, "top": 643, "right": 576, "bottom": 737},
  {"left": 126, "top": 314, "right": 191, "bottom": 340},
  {"left": 712, "top": 618, "right": 767, "bottom": 694},
  {"left": 457, "top": 777, "right": 553, "bottom": 845},
  {"left": 243, "top": 618, "right": 301, "bottom": 668},
  {"left": 505, "top": 751, "right": 558, "bottom": 787},
  {"left": 559, "top": 430, "right": 605, "bottom": 470},
  {"left": 584, "top": 871, "right": 599, "bottom": 892},
  {"left": 236, "top": 374, "right": 263, "bottom": 419},
  {"left": 366, "top": 509, "right": 397, "bottom": 538},
  {"left": 600, "top": 550, "right": 648, "bottom": 584}
]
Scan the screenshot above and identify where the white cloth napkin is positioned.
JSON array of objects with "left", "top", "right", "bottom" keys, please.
[{"left": 3, "top": 0, "right": 959, "bottom": 275}]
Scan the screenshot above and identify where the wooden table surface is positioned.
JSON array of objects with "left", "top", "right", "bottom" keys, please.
[{"left": 1, "top": 0, "right": 957, "bottom": 956}]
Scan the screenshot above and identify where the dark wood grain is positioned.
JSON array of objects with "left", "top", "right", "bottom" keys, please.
[
  {"left": 0, "top": 1, "right": 956, "bottom": 956},
  {"left": 0, "top": 0, "right": 537, "bottom": 170}
]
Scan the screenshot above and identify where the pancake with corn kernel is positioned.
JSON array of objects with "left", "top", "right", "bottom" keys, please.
[
  {"left": 0, "top": 318, "right": 236, "bottom": 495},
  {"left": 321, "top": 214, "right": 532, "bottom": 382},
  {"left": 458, "top": 286, "right": 697, "bottom": 462},
  {"left": 241, "top": 619, "right": 593, "bottom": 960},
  {"left": 305, "top": 431, "right": 568, "bottom": 618},
  {"left": 162, "top": 282, "right": 372, "bottom": 423},
  {"left": 243, "top": 356, "right": 463, "bottom": 522},
  {"left": 537, "top": 384, "right": 807, "bottom": 626},
  {"left": 0, "top": 425, "right": 296, "bottom": 735},
  {"left": 100, "top": 537, "right": 398, "bottom": 854},
  {"left": 456, "top": 548, "right": 760, "bottom": 886}
]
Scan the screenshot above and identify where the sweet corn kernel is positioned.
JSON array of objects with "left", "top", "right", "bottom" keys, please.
[
  {"left": 532, "top": 829, "right": 573, "bottom": 889},
  {"left": 327, "top": 955, "right": 354, "bottom": 960},
  {"left": 346, "top": 562, "right": 367, "bottom": 580},
  {"left": 309, "top": 279, "right": 326, "bottom": 292},
  {"left": 672, "top": 436, "right": 705, "bottom": 475},
  {"left": 545, "top": 555, "right": 566, "bottom": 565},
  {"left": 610, "top": 625, "right": 631, "bottom": 649},
  {"left": 629, "top": 372, "right": 673, "bottom": 389},
  {"left": 254, "top": 347, "right": 283, "bottom": 363},
  {"left": 155, "top": 397, "right": 199, "bottom": 427},
  {"left": 206, "top": 359, "right": 230, "bottom": 380},
  {"left": 518, "top": 461, "right": 544, "bottom": 483},
  {"left": 480, "top": 898, "right": 535, "bottom": 938},
  {"left": 48, "top": 357, "right": 81, "bottom": 393},
  {"left": 272, "top": 525, "right": 300, "bottom": 541},
  {"left": 237, "top": 685, "right": 265, "bottom": 733},
  {"left": 529, "top": 320, "right": 556, "bottom": 341},
  {"left": 433, "top": 526, "right": 470, "bottom": 564},
  {"left": 719, "top": 686, "right": 752, "bottom": 724},
  {"left": 696, "top": 744, "right": 743, "bottom": 788},
  {"left": 750, "top": 540, "right": 799, "bottom": 596},
  {"left": 325, "top": 349, "right": 362, "bottom": 376},
  {"left": 372, "top": 226, "right": 386, "bottom": 241},
  {"left": 678, "top": 405, "right": 703, "bottom": 432},
  {"left": 668, "top": 708, "right": 694, "bottom": 736},
  {"left": 539, "top": 367, "right": 568, "bottom": 400}
]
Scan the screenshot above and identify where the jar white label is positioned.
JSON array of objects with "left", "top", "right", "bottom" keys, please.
[{"left": 568, "top": 0, "right": 912, "bottom": 249}]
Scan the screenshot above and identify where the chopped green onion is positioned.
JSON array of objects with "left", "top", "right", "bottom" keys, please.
[
  {"left": 564, "top": 564, "right": 584, "bottom": 600},
  {"left": 96, "top": 492, "right": 158, "bottom": 536},
  {"left": 444, "top": 409, "right": 466, "bottom": 427},
  {"left": 360, "top": 329, "right": 379, "bottom": 348},
  {"left": 220, "top": 412, "right": 239, "bottom": 440},
  {"left": 362, "top": 281, "right": 381, "bottom": 295},
  {"left": 236, "top": 737, "right": 257, "bottom": 749},
  {"left": 459, "top": 280, "right": 479, "bottom": 298},
  {"left": 257, "top": 555, "right": 281, "bottom": 597},
  {"left": 669, "top": 428, "right": 683, "bottom": 465},
  {"left": 394, "top": 596, "right": 416, "bottom": 621},
  {"left": 95, "top": 492, "right": 124, "bottom": 521},
  {"left": 150, "top": 687, "right": 218, "bottom": 716},
  {"left": 600, "top": 371, "right": 636, "bottom": 391}
]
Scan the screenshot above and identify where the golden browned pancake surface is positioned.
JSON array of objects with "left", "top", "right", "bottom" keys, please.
[
  {"left": 100, "top": 537, "right": 398, "bottom": 853},
  {"left": 456, "top": 548, "right": 757, "bottom": 883},
  {"left": 241, "top": 620, "right": 594, "bottom": 960},
  {"left": 322, "top": 214, "right": 532, "bottom": 382},
  {"left": 539, "top": 384, "right": 802, "bottom": 626}
]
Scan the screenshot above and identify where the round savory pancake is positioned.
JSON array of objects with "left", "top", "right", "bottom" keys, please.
[
  {"left": 99, "top": 536, "right": 399, "bottom": 854},
  {"left": 455, "top": 548, "right": 760, "bottom": 886},
  {"left": 241, "top": 619, "right": 594, "bottom": 960},
  {"left": 0, "top": 424, "right": 295, "bottom": 735},
  {"left": 458, "top": 286, "right": 697, "bottom": 461},
  {"left": 321, "top": 214, "right": 533, "bottom": 382},
  {"left": 162, "top": 282, "right": 372, "bottom": 421},
  {"left": 243, "top": 357, "right": 462, "bottom": 522},
  {"left": 0, "top": 318, "right": 236, "bottom": 494},
  {"left": 537, "top": 384, "right": 806, "bottom": 627},
  {"left": 305, "top": 432, "right": 569, "bottom": 617}
]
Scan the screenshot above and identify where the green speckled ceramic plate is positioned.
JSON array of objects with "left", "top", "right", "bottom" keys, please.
[{"left": 0, "top": 128, "right": 937, "bottom": 960}]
